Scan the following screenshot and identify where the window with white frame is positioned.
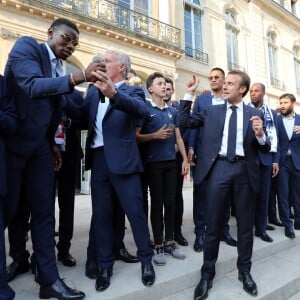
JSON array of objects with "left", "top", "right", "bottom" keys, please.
[
  {"left": 294, "top": 47, "right": 300, "bottom": 94},
  {"left": 184, "top": 0, "right": 203, "bottom": 59},
  {"left": 116, "top": 0, "right": 148, "bottom": 14},
  {"left": 114, "top": 0, "right": 149, "bottom": 29},
  {"left": 225, "top": 11, "right": 239, "bottom": 70},
  {"left": 267, "top": 32, "right": 278, "bottom": 86}
]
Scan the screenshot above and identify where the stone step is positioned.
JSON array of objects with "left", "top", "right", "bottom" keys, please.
[
  {"left": 161, "top": 243, "right": 300, "bottom": 300},
  {"left": 8, "top": 190, "right": 300, "bottom": 300}
]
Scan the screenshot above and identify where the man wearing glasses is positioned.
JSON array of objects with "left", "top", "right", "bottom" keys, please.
[
  {"left": 188, "top": 67, "right": 237, "bottom": 253},
  {"left": 4, "top": 18, "right": 102, "bottom": 299}
]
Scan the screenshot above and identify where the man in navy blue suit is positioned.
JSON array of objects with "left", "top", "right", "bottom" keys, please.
[
  {"left": 0, "top": 74, "right": 16, "bottom": 300},
  {"left": 4, "top": 18, "right": 102, "bottom": 299},
  {"left": 188, "top": 67, "right": 237, "bottom": 252},
  {"left": 276, "top": 93, "right": 300, "bottom": 238},
  {"left": 249, "top": 83, "right": 279, "bottom": 243},
  {"left": 180, "top": 71, "right": 270, "bottom": 299},
  {"left": 82, "top": 49, "right": 155, "bottom": 292}
]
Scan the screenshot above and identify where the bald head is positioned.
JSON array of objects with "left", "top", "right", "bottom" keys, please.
[{"left": 249, "top": 83, "right": 265, "bottom": 108}]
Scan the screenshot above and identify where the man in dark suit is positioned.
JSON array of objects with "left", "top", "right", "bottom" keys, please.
[
  {"left": 276, "top": 93, "right": 300, "bottom": 238},
  {"left": 180, "top": 70, "right": 270, "bottom": 299},
  {"left": 4, "top": 18, "right": 101, "bottom": 299},
  {"left": 0, "top": 74, "right": 16, "bottom": 300},
  {"left": 82, "top": 49, "right": 155, "bottom": 292},
  {"left": 55, "top": 90, "right": 84, "bottom": 267},
  {"left": 249, "top": 83, "right": 280, "bottom": 243},
  {"left": 188, "top": 67, "right": 237, "bottom": 252}
]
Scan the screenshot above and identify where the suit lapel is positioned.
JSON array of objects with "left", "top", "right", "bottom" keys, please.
[
  {"left": 291, "top": 114, "right": 300, "bottom": 140},
  {"left": 278, "top": 115, "right": 290, "bottom": 141},
  {"left": 243, "top": 103, "right": 250, "bottom": 139},
  {"left": 40, "top": 43, "right": 52, "bottom": 78},
  {"left": 219, "top": 104, "right": 227, "bottom": 131}
]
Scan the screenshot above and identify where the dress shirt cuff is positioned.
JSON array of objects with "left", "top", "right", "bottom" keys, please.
[
  {"left": 256, "top": 134, "right": 266, "bottom": 145},
  {"left": 183, "top": 94, "right": 194, "bottom": 101}
]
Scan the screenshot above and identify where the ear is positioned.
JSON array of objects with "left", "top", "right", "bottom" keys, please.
[
  {"left": 119, "top": 63, "right": 125, "bottom": 74},
  {"left": 240, "top": 85, "right": 247, "bottom": 95},
  {"left": 47, "top": 28, "right": 54, "bottom": 40}
]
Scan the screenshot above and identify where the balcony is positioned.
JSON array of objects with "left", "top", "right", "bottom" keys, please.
[
  {"left": 185, "top": 47, "right": 209, "bottom": 64},
  {"left": 36, "top": 0, "right": 182, "bottom": 51},
  {"left": 271, "top": 77, "right": 285, "bottom": 89}
]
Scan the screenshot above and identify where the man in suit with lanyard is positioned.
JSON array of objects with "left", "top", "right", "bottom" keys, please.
[
  {"left": 4, "top": 18, "right": 101, "bottom": 299},
  {"left": 179, "top": 70, "right": 270, "bottom": 299},
  {"left": 82, "top": 49, "right": 155, "bottom": 292},
  {"left": 276, "top": 93, "right": 300, "bottom": 238},
  {"left": 188, "top": 67, "right": 237, "bottom": 252}
]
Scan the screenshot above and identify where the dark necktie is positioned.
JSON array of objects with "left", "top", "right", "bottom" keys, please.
[{"left": 227, "top": 106, "right": 237, "bottom": 161}]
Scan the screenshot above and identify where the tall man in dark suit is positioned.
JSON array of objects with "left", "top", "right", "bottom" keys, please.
[
  {"left": 0, "top": 74, "right": 16, "bottom": 300},
  {"left": 188, "top": 67, "right": 237, "bottom": 252},
  {"left": 4, "top": 18, "right": 101, "bottom": 299},
  {"left": 82, "top": 49, "right": 155, "bottom": 292},
  {"left": 55, "top": 90, "right": 84, "bottom": 267},
  {"left": 249, "top": 83, "right": 279, "bottom": 242},
  {"left": 276, "top": 93, "right": 300, "bottom": 238},
  {"left": 180, "top": 71, "right": 271, "bottom": 299}
]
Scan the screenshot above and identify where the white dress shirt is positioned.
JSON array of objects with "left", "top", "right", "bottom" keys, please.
[{"left": 219, "top": 101, "right": 245, "bottom": 157}]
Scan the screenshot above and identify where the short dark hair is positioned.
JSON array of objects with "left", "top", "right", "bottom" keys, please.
[
  {"left": 50, "top": 18, "right": 79, "bottom": 34},
  {"left": 228, "top": 70, "right": 251, "bottom": 97},
  {"left": 210, "top": 67, "right": 225, "bottom": 77},
  {"left": 279, "top": 93, "right": 296, "bottom": 102},
  {"left": 146, "top": 72, "right": 165, "bottom": 90},
  {"left": 165, "top": 77, "right": 174, "bottom": 89}
]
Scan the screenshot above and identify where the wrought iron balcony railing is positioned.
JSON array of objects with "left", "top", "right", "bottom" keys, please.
[
  {"left": 40, "top": 0, "right": 181, "bottom": 50},
  {"left": 227, "top": 61, "right": 245, "bottom": 72},
  {"left": 185, "top": 47, "right": 209, "bottom": 64},
  {"left": 271, "top": 77, "right": 285, "bottom": 89}
]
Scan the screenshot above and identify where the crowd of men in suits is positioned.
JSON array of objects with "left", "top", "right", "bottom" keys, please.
[{"left": 0, "top": 17, "right": 299, "bottom": 300}]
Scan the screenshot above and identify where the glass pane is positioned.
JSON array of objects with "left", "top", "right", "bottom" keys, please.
[
  {"left": 117, "top": 0, "right": 130, "bottom": 8},
  {"left": 134, "top": 0, "right": 148, "bottom": 15}
]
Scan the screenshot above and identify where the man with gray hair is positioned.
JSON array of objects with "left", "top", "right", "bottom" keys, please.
[{"left": 83, "top": 49, "right": 155, "bottom": 292}]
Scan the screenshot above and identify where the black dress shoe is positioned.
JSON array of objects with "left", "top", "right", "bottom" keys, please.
[
  {"left": 194, "top": 278, "right": 213, "bottom": 300},
  {"left": 5, "top": 260, "right": 30, "bottom": 282},
  {"left": 266, "top": 224, "right": 275, "bottom": 231},
  {"left": 221, "top": 232, "right": 237, "bottom": 247},
  {"left": 39, "top": 278, "right": 85, "bottom": 299},
  {"left": 115, "top": 248, "right": 139, "bottom": 263},
  {"left": 269, "top": 219, "right": 283, "bottom": 227},
  {"left": 85, "top": 259, "right": 98, "bottom": 280},
  {"left": 254, "top": 231, "right": 273, "bottom": 243},
  {"left": 95, "top": 267, "right": 113, "bottom": 292},
  {"left": 141, "top": 262, "right": 155, "bottom": 286},
  {"left": 174, "top": 232, "right": 189, "bottom": 246},
  {"left": 285, "top": 227, "right": 296, "bottom": 239},
  {"left": 238, "top": 272, "right": 257, "bottom": 296},
  {"left": 58, "top": 253, "right": 77, "bottom": 267},
  {"left": 193, "top": 234, "right": 204, "bottom": 253}
]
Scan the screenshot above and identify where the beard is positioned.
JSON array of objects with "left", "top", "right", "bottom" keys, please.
[{"left": 281, "top": 107, "right": 293, "bottom": 116}]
